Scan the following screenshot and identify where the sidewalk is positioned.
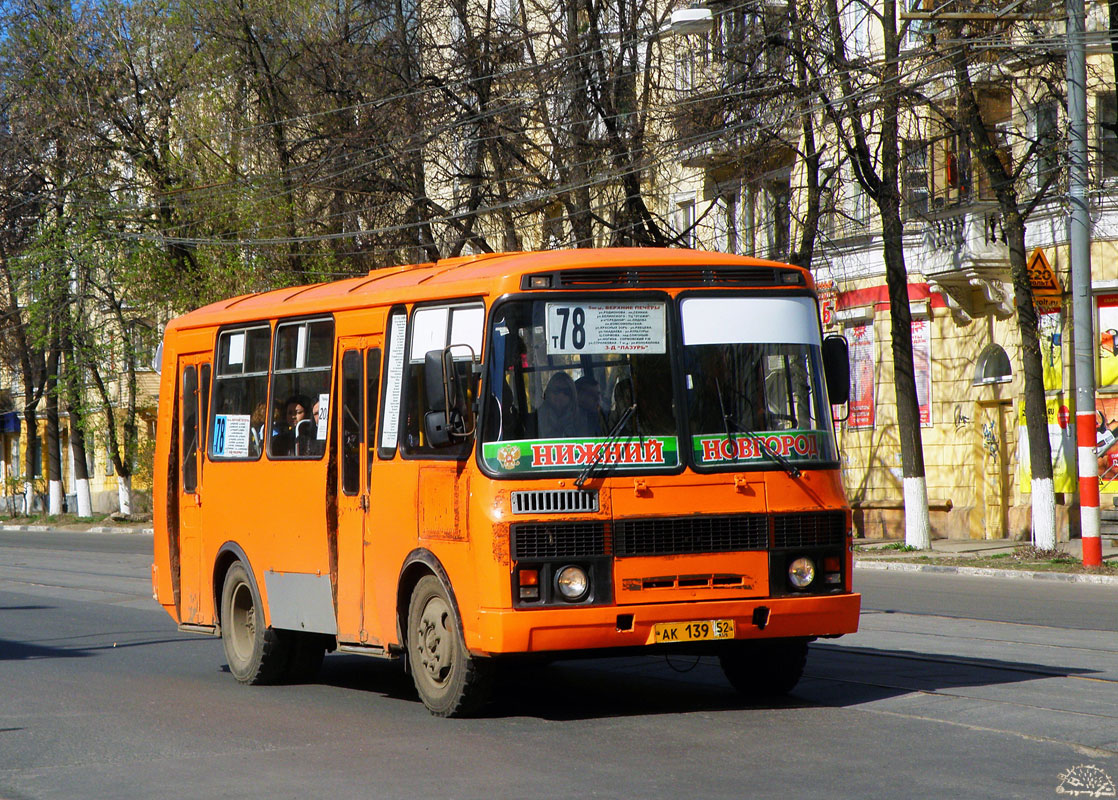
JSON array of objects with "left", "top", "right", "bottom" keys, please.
[{"left": 856, "top": 536, "right": 1118, "bottom": 585}]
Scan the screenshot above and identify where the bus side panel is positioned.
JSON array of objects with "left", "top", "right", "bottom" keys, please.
[
  {"left": 365, "top": 456, "right": 420, "bottom": 647},
  {"left": 153, "top": 327, "right": 214, "bottom": 624},
  {"left": 200, "top": 460, "right": 331, "bottom": 627},
  {"left": 152, "top": 340, "right": 181, "bottom": 621}
]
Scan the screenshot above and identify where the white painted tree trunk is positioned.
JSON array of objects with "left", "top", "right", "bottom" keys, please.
[
  {"left": 1031, "top": 477, "right": 1057, "bottom": 550},
  {"left": 76, "top": 478, "right": 92, "bottom": 518},
  {"left": 904, "top": 475, "right": 932, "bottom": 549},
  {"left": 117, "top": 475, "right": 132, "bottom": 517},
  {"left": 23, "top": 480, "right": 33, "bottom": 516},
  {"left": 48, "top": 480, "right": 63, "bottom": 516}
]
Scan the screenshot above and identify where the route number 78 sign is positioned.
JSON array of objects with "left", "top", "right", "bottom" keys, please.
[{"left": 545, "top": 301, "right": 666, "bottom": 355}]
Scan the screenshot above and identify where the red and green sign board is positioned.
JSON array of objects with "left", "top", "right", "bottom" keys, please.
[
  {"left": 482, "top": 436, "right": 679, "bottom": 473},
  {"left": 693, "top": 431, "right": 827, "bottom": 465}
]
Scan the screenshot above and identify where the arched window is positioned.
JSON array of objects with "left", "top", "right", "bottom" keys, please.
[{"left": 973, "top": 344, "right": 1012, "bottom": 386}]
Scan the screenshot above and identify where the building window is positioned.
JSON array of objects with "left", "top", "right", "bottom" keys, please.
[
  {"left": 1029, "top": 100, "right": 1059, "bottom": 192},
  {"left": 902, "top": 139, "right": 929, "bottom": 217},
  {"left": 764, "top": 180, "right": 791, "bottom": 260},
  {"left": 713, "top": 192, "right": 739, "bottom": 254},
  {"left": 1098, "top": 92, "right": 1118, "bottom": 182},
  {"left": 676, "top": 198, "right": 696, "bottom": 248}
]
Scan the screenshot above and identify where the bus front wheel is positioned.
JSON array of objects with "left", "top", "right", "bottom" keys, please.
[
  {"left": 718, "top": 637, "right": 809, "bottom": 698},
  {"left": 220, "top": 561, "right": 290, "bottom": 685},
  {"left": 406, "top": 575, "right": 492, "bottom": 717}
]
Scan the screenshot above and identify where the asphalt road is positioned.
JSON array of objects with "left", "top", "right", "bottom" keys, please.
[{"left": 0, "top": 530, "right": 1115, "bottom": 799}]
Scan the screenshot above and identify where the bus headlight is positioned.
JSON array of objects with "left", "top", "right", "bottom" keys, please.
[
  {"left": 556, "top": 565, "right": 590, "bottom": 601},
  {"left": 788, "top": 557, "right": 816, "bottom": 589}
]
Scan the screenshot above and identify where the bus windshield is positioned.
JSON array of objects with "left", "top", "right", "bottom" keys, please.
[
  {"left": 480, "top": 293, "right": 837, "bottom": 475},
  {"left": 480, "top": 297, "right": 678, "bottom": 475},
  {"left": 680, "top": 295, "right": 837, "bottom": 468}
]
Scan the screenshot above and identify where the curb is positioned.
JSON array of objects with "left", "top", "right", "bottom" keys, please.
[
  {"left": 855, "top": 558, "right": 1118, "bottom": 585},
  {"left": 0, "top": 525, "right": 153, "bottom": 535}
]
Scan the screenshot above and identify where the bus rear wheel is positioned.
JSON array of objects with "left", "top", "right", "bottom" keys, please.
[
  {"left": 220, "top": 561, "right": 290, "bottom": 685},
  {"left": 406, "top": 575, "right": 492, "bottom": 717},
  {"left": 718, "top": 637, "right": 809, "bottom": 698}
]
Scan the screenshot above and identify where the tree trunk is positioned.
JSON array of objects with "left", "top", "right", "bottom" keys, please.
[
  {"left": 117, "top": 473, "right": 132, "bottom": 517},
  {"left": 65, "top": 347, "right": 92, "bottom": 518},
  {"left": 46, "top": 347, "right": 63, "bottom": 516},
  {"left": 1004, "top": 212, "right": 1056, "bottom": 547},
  {"left": 880, "top": 0, "right": 930, "bottom": 548},
  {"left": 950, "top": 40, "right": 1055, "bottom": 546}
]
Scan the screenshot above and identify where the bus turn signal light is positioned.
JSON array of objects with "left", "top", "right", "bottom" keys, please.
[{"left": 519, "top": 569, "right": 540, "bottom": 601}]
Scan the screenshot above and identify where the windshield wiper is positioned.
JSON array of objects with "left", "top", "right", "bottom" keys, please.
[
  {"left": 715, "top": 377, "right": 801, "bottom": 479},
  {"left": 574, "top": 403, "right": 637, "bottom": 488}
]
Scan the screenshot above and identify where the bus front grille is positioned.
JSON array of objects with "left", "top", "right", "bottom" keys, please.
[
  {"left": 511, "top": 522, "right": 609, "bottom": 559},
  {"left": 613, "top": 515, "right": 768, "bottom": 557},
  {"left": 773, "top": 511, "right": 847, "bottom": 549},
  {"left": 511, "top": 489, "right": 599, "bottom": 514}
]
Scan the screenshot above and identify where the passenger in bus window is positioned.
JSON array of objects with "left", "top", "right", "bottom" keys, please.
[
  {"left": 250, "top": 402, "right": 268, "bottom": 457},
  {"left": 607, "top": 377, "right": 633, "bottom": 432},
  {"left": 273, "top": 395, "right": 312, "bottom": 456},
  {"left": 308, "top": 398, "right": 326, "bottom": 456},
  {"left": 538, "top": 372, "right": 578, "bottom": 439},
  {"left": 574, "top": 376, "right": 606, "bottom": 437}
]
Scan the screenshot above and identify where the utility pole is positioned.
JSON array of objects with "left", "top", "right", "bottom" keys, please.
[{"left": 1068, "top": 0, "right": 1103, "bottom": 567}]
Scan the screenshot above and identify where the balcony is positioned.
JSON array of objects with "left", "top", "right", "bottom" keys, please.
[{"left": 917, "top": 201, "right": 1012, "bottom": 322}]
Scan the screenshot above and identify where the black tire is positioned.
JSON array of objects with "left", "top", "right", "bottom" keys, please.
[
  {"left": 220, "top": 561, "right": 291, "bottom": 685},
  {"left": 718, "top": 637, "right": 809, "bottom": 698},
  {"left": 406, "top": 575, "right": 493, "bottom": 717}
]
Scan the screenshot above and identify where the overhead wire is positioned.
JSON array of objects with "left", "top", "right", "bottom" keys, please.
[{"left": 1, "top": 0, "right": 1081, "bottom": 266}]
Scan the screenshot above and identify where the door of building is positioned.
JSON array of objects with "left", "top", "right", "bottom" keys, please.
[{"left": 978, "top": 400, "right": 1014, "bottom": 540}]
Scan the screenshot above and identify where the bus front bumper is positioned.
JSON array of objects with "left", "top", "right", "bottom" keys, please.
[{"left": 472, "top": 592, "right": 861, "bottom": 655}]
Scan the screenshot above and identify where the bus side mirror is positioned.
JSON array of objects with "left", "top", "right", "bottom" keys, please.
[
  {"left": 424, "top": 350, "right": 454, "bottom": 448},
  {"left": 423, "top": 346, "right": 478, "bottom": 447},
  {"left": 822, "top": 335, "right": 850, "bottom": 406}
]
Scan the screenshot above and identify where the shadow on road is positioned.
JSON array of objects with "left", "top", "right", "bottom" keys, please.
[{"left": 310, "top": 642, "right": 1099, "bottom": 721}]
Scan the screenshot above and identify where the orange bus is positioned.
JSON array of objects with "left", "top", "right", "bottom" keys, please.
[{"left": 152, "top": 248, "right": 859, "bottom": 716}]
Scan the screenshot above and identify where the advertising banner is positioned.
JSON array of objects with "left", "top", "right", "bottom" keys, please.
[
  {"left": 848, "top": 322, "right": 875, "bottom": 429},
  {"left": 1098, "top": 295, "right": 1118, "bottom": 388},
  {"left": 1039, "top": 310, "right": 1063, "bottom": 392},
  {"left": 912, "top": 317, "right": 932, "bottom": 425},
  {"left": 1017, "top": 395, "right": 1074, "bottom": 494}
]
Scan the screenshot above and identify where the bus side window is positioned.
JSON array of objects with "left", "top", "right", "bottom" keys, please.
[
  {"left": 340, "top": 351, "right": 361, "bottom": 495},
  {"left": 269, "top": 318, "right": 335, "bottom": 460},
  {"left": 403, "top": 303, "right": 482, "bottom": 458},
  {"left": 211, "top": 326, "right": 270, "bottom": 461},
  {"left": 366, "top": 348, "right": 381, "bottom": 486},
  {"left": 182, "top": 366, "right": 198, "bottom": 493}
]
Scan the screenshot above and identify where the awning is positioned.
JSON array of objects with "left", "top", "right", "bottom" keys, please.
[{"left": 0, "top": 412, "right": 19, "bottom": 433}]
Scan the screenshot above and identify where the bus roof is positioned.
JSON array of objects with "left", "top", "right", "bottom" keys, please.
[{"left": 166, "top": 248, "right": 808, "bottom": 333}]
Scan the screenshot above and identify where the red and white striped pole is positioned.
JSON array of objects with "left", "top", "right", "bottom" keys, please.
[
  {"left": 1069, "top": 0, "right": 1103, "bottom": 568},
  {"left": 1077, "top": 416, "right": 1103, "bottom": 566}
]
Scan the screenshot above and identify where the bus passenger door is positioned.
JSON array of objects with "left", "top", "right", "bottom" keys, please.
[
  {"left": 335, "top": 338, "right": 383, "bottom": 644},
  {"left": 177, "top": 355, "right": 210, "bottom": 623}
]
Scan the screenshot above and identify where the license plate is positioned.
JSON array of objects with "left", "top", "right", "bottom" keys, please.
[{"left": 649, "top": 619, "right": 735, "bottom": 645}]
